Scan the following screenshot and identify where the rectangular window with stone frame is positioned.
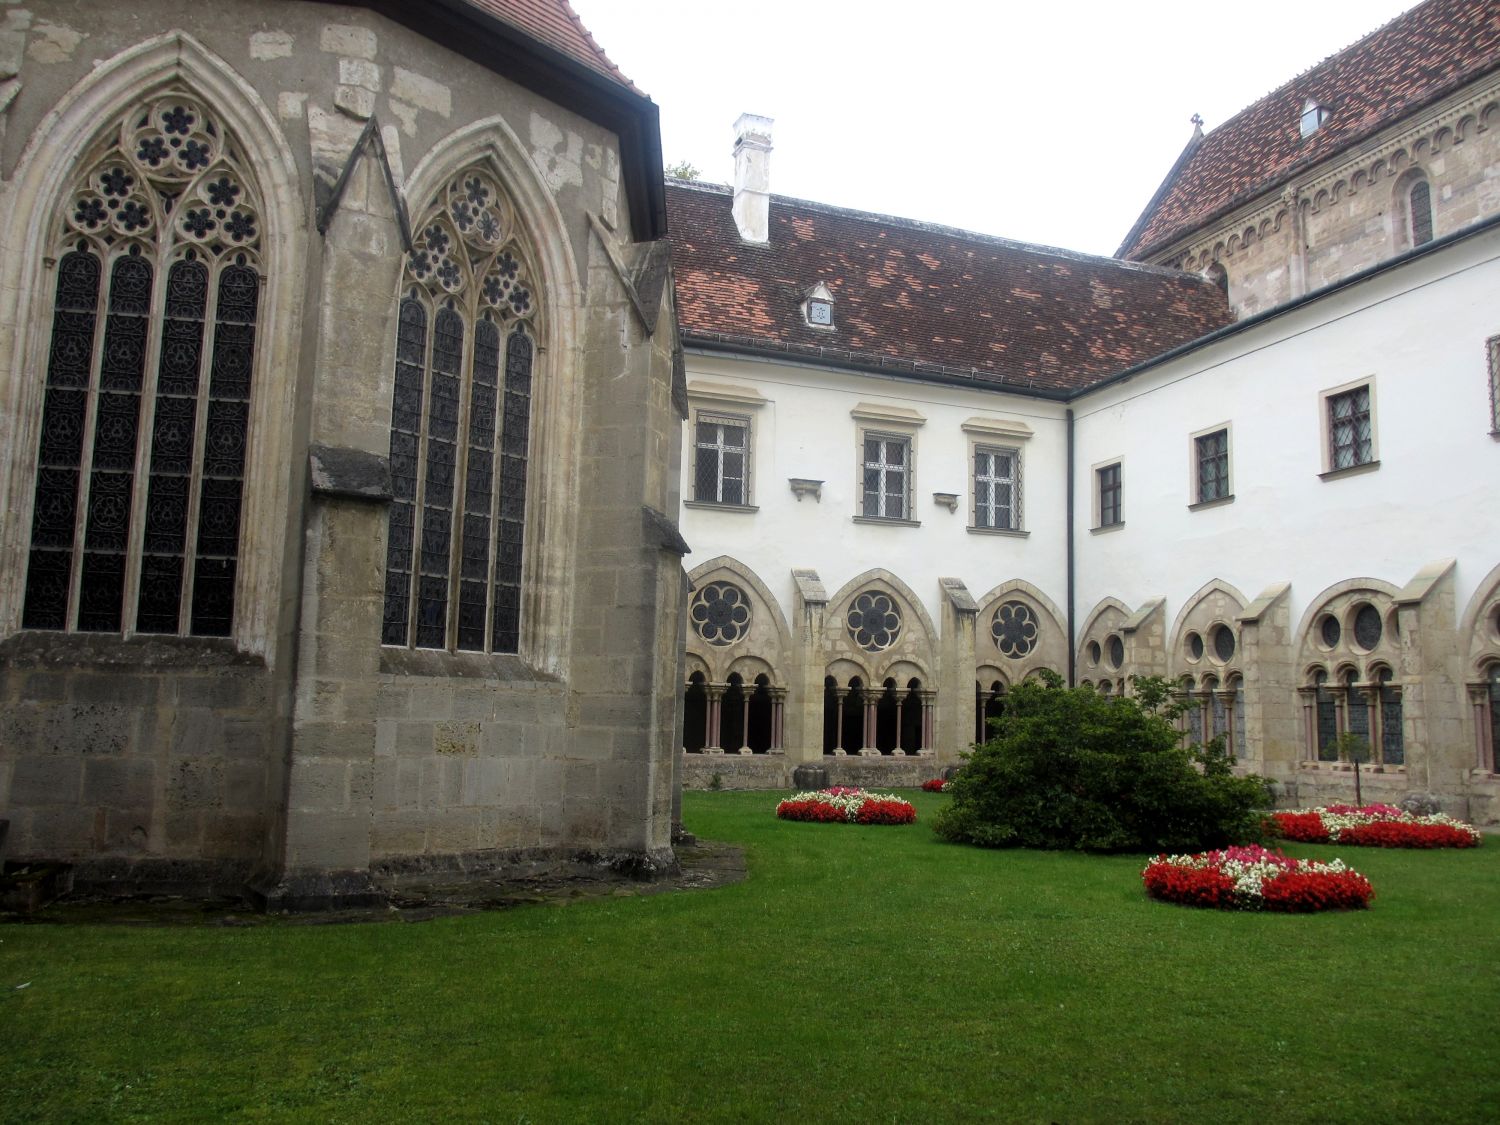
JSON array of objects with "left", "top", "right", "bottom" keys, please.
[
  {"left": 972, "top": 444, "right": 1021, "bottom": 531},
  {"left": 861, "top": 432, "right": 911, "bottom": 520},
  {"left": 1194, "top": 427, "right": 1230, "bottom": 504},
  {"left": 1322, "top": 381, "right": 1376, "bottom": 473},
  {"left": 693, "top": 411, "right": 751, "bottom": 506},
  {"left": 1096, "top": 461, "right": 1122, "bottom": 528}
]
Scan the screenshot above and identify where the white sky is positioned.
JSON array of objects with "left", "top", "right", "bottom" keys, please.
[{"left": 568, "top": 0, "right": 1416, "bottom": 256}]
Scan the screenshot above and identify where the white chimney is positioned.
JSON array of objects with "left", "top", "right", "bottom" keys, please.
[{"left": 732, "top": 113, "right": 773, "bottom": 244}]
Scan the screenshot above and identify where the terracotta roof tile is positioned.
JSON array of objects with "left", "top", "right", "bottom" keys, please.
[
  {"left": 1119, "top": 0, "right": 1500, "bottom": 259},
  {"left": 462, "top": 0, "right": 641, "bottom": 93},
  {"left": 668, "top": 183, "right": 1232, "bottom": 394}
]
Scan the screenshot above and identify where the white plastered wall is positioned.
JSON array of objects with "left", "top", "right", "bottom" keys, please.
[
  {"left": 678, "top": 354, "right": 1071, "bottom": 638},
  {"left": 1073, "top": 222, "right": 1500, "bottom": 643}
]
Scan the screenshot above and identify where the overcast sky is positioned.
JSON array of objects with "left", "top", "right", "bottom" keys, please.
[{"left": 568, "top": 0, "right": 1417, "bottom": 256}]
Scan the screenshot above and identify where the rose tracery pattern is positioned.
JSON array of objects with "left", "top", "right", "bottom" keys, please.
[
  {"left": 848, "top": 591, "right": 901, "bottom": 652},
  {"left": 992, "top": 601, "right": 1038, "bottom": 658},
  {"left": 690, "top": 582, "right": 751, "bottom": 646}
]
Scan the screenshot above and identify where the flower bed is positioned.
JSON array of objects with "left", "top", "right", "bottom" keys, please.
[
  {"left": 1142, "top": 845, "right": 1373, "bottom": 912},
  {"left": 1269, "top": 804, "right": 1482, "bottom": 848},
  {"left": 920, "top": 778, "right": 950, "bottom": 793},
  {"left": 776, "top": 787, "right": 916, "bottom": 825}
]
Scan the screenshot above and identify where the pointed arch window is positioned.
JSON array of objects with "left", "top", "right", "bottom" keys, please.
[
  {"left": 21, "top": 96, "right": 262, "bottom": 636},
  {"left": 382, "top": 168, "right": 539, "bottom": 654}
]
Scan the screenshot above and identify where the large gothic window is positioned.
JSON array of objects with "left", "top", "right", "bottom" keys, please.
[
  {"left": 21, "top": 96, "right": 262, "bottom": 636},
  {"left": 381, "top": 167, "right": 539, "bottom": 654}
]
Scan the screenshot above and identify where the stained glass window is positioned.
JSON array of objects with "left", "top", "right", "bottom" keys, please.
[
  {"left": 21, "top": 96, "right": 262, "bottom": 637},
  {"left": 382, "top": 167, "right": 539, "bottom": 654}
]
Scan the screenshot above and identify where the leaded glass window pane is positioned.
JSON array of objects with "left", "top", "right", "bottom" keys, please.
[
  {"left": 1098, "top": 463, "right": 1122, "bottom": 526},
  {"left": 492, "top": 327, "right": 533, "bottom": 654},
  {"left": 189, "top": 261, "right": 257, "bottom": 637},
  {"left": 1353, "top": 604, "right": 1382, "bottom": 650},
  {"left": 382, "top": 297, "right": 428, "bottom": 646},
  {"left": 1345, "top": 681, "right": 1370, "bottom": 753},
  {"left": 23, "top": 249, "right": 102, "bottom": 630},
  {"left": 974, "top": 446, "right": 1018, "bottom": 530},
  {"left": 693, "top": 413, "right": 748, "bottom": 505},
  {"left": 1196, "top": 429, "right": 1228, "bottom": 502},
  {"left": 1379, "top": 670, "right": 1404, "bottom": 766},
  {"left": 1489, "top": 667, "right": 1500, "bottom": 765},
  {"left": 862, "top": 433, "right": 909, "bottom": 520},
  {"left": 1328, "top": 386, "right": 1372, "bottom": 469},
  {"left": 1315, "top": 675, "right": 1337, "bottom": 761},
  {"left": 137, "top": 259, "right": 208, "bottom": 633}
]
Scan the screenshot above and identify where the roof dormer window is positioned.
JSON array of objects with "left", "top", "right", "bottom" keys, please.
[
  {"left": 1299, "top": 99, "right": 1330, "bottom": 138},
  {"left": 802, "top": 281, "right": 835, "bottom": 330}
]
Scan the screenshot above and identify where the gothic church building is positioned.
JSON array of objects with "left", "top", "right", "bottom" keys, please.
[{"left": 0, "top": 0, "right": 687, "bottom": 905}]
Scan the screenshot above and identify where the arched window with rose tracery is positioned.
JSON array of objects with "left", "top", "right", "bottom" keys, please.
[
  {"left": 21, "top": 95, "right": 263, "bottom": 637},
  {"left": 381, "top": 166, "right": 540, "bottom": 654}
]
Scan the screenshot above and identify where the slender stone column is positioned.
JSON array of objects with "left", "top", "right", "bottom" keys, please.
[
  {"left": 1358, "top": 684, "right": 1382, "bottom": 769},
  {"left": 832, "top": 688, "right": 848, "bottom": 755},
  {"left": 893, "top": 696, "right": 906, "bottom": 756},
  {"left": 859, "top": 691, "right": 880, "bottom": 756},
  {"left": 738, "top": 690, "right": 752, "bottom": 754},
  {"left": 704, "top": 683, "right": 726, "bottom": 754},
  {"left": 1468, "top": 683, "right": 1492, "bottom": 773},
  {"left": 1297, "top": 686, "right": 1318, "bottom": 762},
  {"left": 769, "top": 687, "right": 787, "bottom": 754},
  {"left": 976, "top": 689, "right": 991, "bottom": 744},
  {"left": 919, "top": 690, "right": 937, "bottom": 755}
]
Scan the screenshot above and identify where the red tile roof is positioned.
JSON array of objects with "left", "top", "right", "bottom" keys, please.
[
  {"left": 1118, "top": 0, "right": 1500, "bottom": 260},
  {"left": 462, "top": 0, "right": 641, "bottom": 94},
  {"left": 667, "top": 182, "right": 1233, "bottom": 394}
]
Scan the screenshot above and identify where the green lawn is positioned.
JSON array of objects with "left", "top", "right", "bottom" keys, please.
[{"left": 3, "top": 790, "right": 1498, "bottom": 1123}]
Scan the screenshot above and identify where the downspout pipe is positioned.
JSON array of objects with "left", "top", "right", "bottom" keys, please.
[{"left": 1066, "top": 407, "right": 1076, "bottom": 686}]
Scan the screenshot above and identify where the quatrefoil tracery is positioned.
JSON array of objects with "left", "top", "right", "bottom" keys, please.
[
  {"left": 62, "top": 96, "right": 261, "bottom": 265},
  {"left": 405, "top": 169, "right": 537, "bottom": 322}
]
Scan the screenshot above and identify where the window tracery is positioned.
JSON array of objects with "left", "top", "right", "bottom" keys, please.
[
  {"left": 847, "top": 591, "right": 901, "bottom": 652},
  {"left": 381, "top": 167, "right": 540, "bottom": 654},
  {"left": 22, "top": 95, "right": 262, "bottom": 636},
  {"left": 691, "top": 581, "right": 751, "bottom": 646}
]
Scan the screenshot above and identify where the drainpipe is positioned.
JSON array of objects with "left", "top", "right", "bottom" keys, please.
[{"left": 1066, "top": 407, "right": 1076, "bottom": 686}]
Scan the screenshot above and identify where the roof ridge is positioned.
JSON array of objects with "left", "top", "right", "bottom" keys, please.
[{"left": 665, "top": 180, "right": 1213, "bottom": 283}]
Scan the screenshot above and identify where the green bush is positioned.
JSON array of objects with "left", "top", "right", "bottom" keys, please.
[{"left": 934, "top": 673, "right": 1271, "bottom": 852}]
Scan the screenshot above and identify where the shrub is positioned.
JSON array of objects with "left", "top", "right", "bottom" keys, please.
[{"left": 933, "top": 673, "right": 1271, "bottom": 852}]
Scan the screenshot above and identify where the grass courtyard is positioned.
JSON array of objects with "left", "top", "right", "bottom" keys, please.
[{"left": 3, "top": 789, "right": 1498, "bottom": 1123}]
